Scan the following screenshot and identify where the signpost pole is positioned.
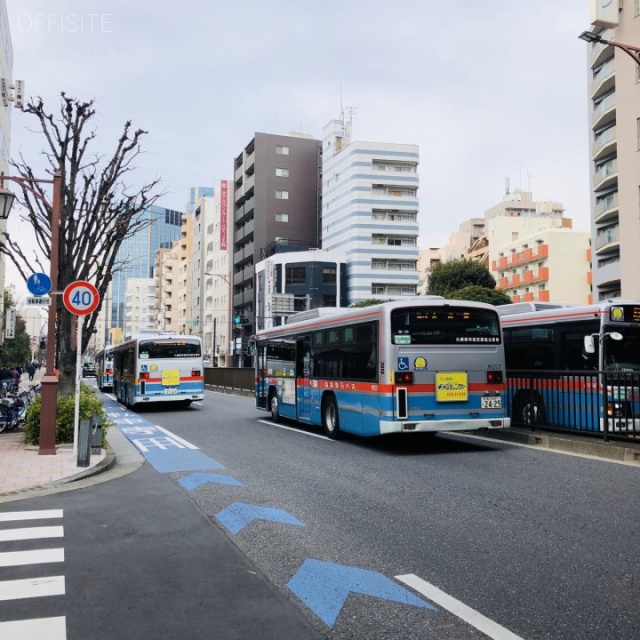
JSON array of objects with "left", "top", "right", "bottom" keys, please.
[{"left": 73, "top": 315, "right": 83, "bottom": 458}]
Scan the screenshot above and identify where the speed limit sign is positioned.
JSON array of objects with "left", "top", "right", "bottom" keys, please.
[{"left": 63, "top": 280, "right": 100, "bottom": 316}]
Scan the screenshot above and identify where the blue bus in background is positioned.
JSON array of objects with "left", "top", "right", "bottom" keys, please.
[{"left": 96, "top": 345, "right": 114, "bottom": 391}]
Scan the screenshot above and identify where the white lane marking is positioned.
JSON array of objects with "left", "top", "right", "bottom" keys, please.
[
  {"left": 0, "top": 576, "right": 65, "bottom": 601},
  {"left": 152, "top": 425, "right": 199, "bottom": 449},
  {"left": 396, "top": 574, "right": 524, "bottom": 640},
  {"left": 257, "top": 419, "right": 331, "bottom": 440},
  {"left": 0, "top": 616, "right": 67, "bottom": 639},
  {"left": 0, "top": 548, "right": 65, "bottom": 567},
  {"left": 0, "top": 526, "right": 64, "bottom": 542},
  {"left": 0, "top": 510, "right": 63, "bottom": 522},
  {"left": 449, "top": 432, "right": 638, "bottom": 467}
]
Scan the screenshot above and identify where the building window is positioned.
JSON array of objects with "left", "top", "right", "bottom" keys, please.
[
  {"left": 275, "top": 213, "right": 289, "bottom": 222},
  {"left": 275, "top": 168, "right": 290, "bottom": 177},
  {"left": 275, "top": 190, "right": 289, "bottom": 199},
  {"left": 322, "top": 267, "right": 336, "bottom": 284},
  {"left": 276, "top": 145, "right": 289, "bottom": 155},
  {"left": 286, "top": 267, "right": 306, "bottom": 285}
]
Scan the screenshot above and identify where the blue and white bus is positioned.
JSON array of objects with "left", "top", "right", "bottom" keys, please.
[
  {"left": 499, "top": 300, "right": 640, "bottom": 434},
  {"left": 111, "top": 333, "right": 205, "bottom": 407},
  {"left": 96, "top": 345, "right": 114, "bottom": 391},
  {"left": 254, "top": 298, "right": 510, "bottom": 438}
]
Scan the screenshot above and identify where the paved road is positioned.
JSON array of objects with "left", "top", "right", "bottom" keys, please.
[{"left": 2, "top": 389, "right": 639, "bottom": 639}]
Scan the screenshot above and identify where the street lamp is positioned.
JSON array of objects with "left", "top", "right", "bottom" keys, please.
[
  {"left": 0, "top": 171, "right": 62, "bottom": 455},
  {"left": 579, "top": 30, "right": 640, "bottom": 66}
]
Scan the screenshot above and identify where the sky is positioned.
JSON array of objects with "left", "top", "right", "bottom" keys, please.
[{"left": 4, "top": 0, "right": 592, "bottom": 295}]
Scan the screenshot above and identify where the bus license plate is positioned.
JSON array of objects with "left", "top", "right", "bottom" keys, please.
[
  {"left": 481, "top": 396, "right": 501, "bottom": 409},
  {"left": 165, "top": 388, "right": 178, "bottom": 395}
]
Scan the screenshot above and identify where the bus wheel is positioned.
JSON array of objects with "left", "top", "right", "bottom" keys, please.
[
  {"left": 517, "top": 392, "right": 546, "bottom": 427},
  {"left": 269, "top": 389, "right": 281, "bottom": 422},
  {"left": 322, "top": 395, "right": 341, "bottom": 440}
]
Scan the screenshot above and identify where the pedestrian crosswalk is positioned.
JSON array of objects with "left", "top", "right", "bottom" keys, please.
[{"left": 0, "top": 509, "right": 67, "bottom": 639}]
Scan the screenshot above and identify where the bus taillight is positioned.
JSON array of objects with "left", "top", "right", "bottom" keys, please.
[
  {"left": 486, "top": 371, "right": 503, "bottom": 384},
  {"left": 106, "top": 369, "right": 113, "bottom": 375},
  {"left": 191, "top": 369, "right": 201, "bottom": 377},
  {"left": 140, "top": 371, "right": 150, "bottom": 379},
  {"left": 394, "top": 371, "right": 413, "bottom": 385}
]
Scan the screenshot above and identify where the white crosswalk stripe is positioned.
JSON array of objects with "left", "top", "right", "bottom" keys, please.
[{"left": 0, "top": 509, "right": 67, "bottom": 639}]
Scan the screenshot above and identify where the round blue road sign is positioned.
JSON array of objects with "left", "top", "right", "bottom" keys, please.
[{"left": 27, "top": 273, "right": 52, "bottom": 296}]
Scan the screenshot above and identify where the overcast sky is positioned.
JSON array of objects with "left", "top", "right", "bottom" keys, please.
[{"left": 6, "top": 0, "right": 591, "bottom": 263}]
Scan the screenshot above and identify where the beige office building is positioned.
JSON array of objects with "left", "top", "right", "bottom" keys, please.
[{"left": 583, "top": 1, "right": 640, "bottom": 300}]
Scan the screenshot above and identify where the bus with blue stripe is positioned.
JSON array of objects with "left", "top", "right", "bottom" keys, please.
[
  {"left": 111, "top": 333, "right": 204, "bottom": 407},
  {"left": 254, "top": 298, "right": 510, "bottom": 438},
  {"left": 499, "top": 300, "right": 640, "bottom": 434},
  {"left": 96, "top": 345, "right": 114, "bottom": 391}
]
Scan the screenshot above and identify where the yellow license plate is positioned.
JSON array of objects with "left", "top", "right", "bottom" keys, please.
[
  {"left": 436, "top": 372, "right": 468, "bottom": 402},
  {"left": 162, "top": 370, "right": 180, "bottom": 386}
]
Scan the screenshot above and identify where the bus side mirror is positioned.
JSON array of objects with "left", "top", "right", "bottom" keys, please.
[{"left": 583, "top": 335, "right": 596, "bottom": 354}]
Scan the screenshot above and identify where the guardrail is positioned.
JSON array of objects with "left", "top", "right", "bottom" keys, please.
[
  {"left": 204, "top": 367, "right": 254, "bottom": 396},
  {"left": 507, "top": 369, "right": 639, "bottom": 442}
]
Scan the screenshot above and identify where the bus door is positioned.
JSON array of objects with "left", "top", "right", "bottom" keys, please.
[
  {"left": 296, "top": 336, "right": 312, "bottom": 421},
  {"left": 255, "top": 342, "right": 268, "bottom": 410}
]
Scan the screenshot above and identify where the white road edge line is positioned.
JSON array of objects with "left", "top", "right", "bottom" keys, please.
[
  {"left": 257, "top": 419, "right": 331, "bottom": 440},
  {"left": 0, "top": 616, "right": 66, "bottom": 639},
  {"left": 152, "top": 425, "right": 199, "bottom": 449},
  {"left": 448, "top": 432, "right": 638, "bottom": 467},
  {"left": 395, "top": 574, "right": 524, "bottom": 640}
]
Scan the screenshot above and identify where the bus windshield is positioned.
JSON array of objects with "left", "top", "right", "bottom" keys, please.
[
  {"left": 391, "top": 306, "right": 501, "bottom": 345},
  {"left": 139, "top": 340, "right": 201, "bottom": 359},
  {"left": 603, "top": 325, "right": 640, "bottom": 371}
]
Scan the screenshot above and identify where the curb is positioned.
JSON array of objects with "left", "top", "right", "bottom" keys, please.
[
  {"left": 53, "top": 445, "right": 117, "bottom": 485},
  {"left": 480, "top": 427, "right": 640, "bottom": 466}
]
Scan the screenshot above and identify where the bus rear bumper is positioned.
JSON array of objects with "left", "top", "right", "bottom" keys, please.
[{"left": 379, "top": 417, "right": 511, "bottom": 435}]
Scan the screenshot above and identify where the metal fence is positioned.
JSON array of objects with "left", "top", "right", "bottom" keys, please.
[
  {"left": 507, "top": 369, "right": 640, "bottom": 442},
  {"left": 204, "top": 367, "right": 254, "bottom": 396}
]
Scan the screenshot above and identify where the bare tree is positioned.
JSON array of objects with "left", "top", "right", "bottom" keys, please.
[{"left": 0, "top": 93, "right": 162, "bottom": 394}]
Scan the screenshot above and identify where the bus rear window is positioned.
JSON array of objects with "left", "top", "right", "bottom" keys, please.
[
  {"left": 139, "top": 341, "right": 201, "bottom": 359},
  {"left": 391, "top": 307, "right": 501, "bottom": 345}
]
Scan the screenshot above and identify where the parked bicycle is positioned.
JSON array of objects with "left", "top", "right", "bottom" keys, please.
[{"left": 0, "top": 381, "right": 40, "bottom": 434}]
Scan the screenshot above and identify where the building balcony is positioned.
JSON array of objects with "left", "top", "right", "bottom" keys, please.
[
  {"left": 592, "top": 93, "right": 616, "bottom": 131},
  {"left": 593, "top": 158, "right": 617, "bottom": 193},
  {"left": 595, "top": 224, "right": 620, "bottom": 254},
  {"left": 594, "top": 191, "right": 618, "bottom": 225},
  {"left": 592, "top": 125, "right": 616, "bottom": 162},
  {"left": 590, "top": 58, "right": 615, "bottom": 100}
]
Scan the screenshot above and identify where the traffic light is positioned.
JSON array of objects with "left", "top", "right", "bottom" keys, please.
[
  {"left": 234, "top": 315, "right": 250, "bottom": 326},
  {"left": 39, "top": 338, "right": 46, "bottom": 350},
  {"left": 233, "top": 327, "right": 243, "bottom": 337}
]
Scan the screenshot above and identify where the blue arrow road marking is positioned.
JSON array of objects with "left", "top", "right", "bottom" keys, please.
[
  {"left": 179, "top": 473, "right": 244, "bottom": 490},
  {"left": 141, "top": 447, "right": 224, "bottom": 473},
  {"left": 287, "top": 559, "right": 436, "bottom": 628},
  {"left": 215, "top": 503, "right": 305, "bottom": 534}
]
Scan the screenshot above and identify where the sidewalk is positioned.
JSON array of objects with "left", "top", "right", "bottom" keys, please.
[{"left": 0, "top": 429, "right": 109, "bottom": 498}]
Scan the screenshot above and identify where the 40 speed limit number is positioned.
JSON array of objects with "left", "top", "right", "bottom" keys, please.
[{"left": 63, "top": 280, "right": 100, "bottom": 316}]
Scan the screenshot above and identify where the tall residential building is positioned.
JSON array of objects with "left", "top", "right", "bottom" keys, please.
[
  {"left": 104, "top": 204, "right": 183, "bottom": 342},
  {"left": 191, "top": 182, "right": 233, "bottom": 365},
  {"left": 233, "top": 132, "right": 322, "bottom": 363},
  {"left": 0, "top": 0, "right": 13, "bottom": 344},
  {"left": 584, "top": 1, "right": 640, "bottom": 300},
  {"left": 321, "top": 118, "right": 419, "bottom": 303},
  {"left": 124, "top": 278, "right": 156, "bottom": 337}
]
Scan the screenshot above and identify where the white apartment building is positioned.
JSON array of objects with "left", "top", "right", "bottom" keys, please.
[
  {"left": 583, "top": 0, "right": 640, "bottom": 300},
  {"left": 321, "top": 118, "right": 419, "bottom": 303},
  {"left": 176, "top": 214, "right": 193, "bottom": 335},
  {"left": 191, "top": 182, "right": 233, "bottom": 365},
  {"left": 154, "top": 245, "right": 181, "bottom": 333},
  {"left": 124, "top": 278, "right": 156, "bottom": 337}
]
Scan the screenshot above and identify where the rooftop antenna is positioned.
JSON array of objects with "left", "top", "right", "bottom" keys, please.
[{"left": 505, "top": 176, "right": 510, "bottom": 195}]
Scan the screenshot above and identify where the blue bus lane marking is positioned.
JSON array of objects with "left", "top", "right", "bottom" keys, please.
[{"left": 105, "top": 408, "right": 224, "bottom": 473}]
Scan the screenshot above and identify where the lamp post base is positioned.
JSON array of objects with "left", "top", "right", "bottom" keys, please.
[{"left": 38, "top": 374, "right": 59, "bottom": 455}]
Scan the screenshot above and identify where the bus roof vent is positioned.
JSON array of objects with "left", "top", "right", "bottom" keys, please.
[
  {"left": 497, "top": 302, "right": 574, "bottom": 316},
  {"left": 285, "top": 307, "right": 348, "bottom": 324}
]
